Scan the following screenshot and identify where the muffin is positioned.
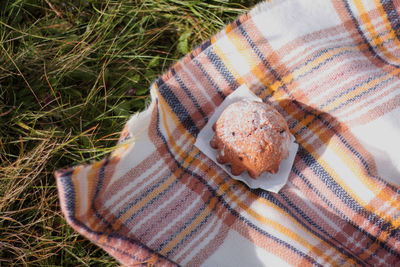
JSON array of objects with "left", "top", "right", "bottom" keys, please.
[{"left": 210, "top": 100, "right": 291, "bottom": 178}]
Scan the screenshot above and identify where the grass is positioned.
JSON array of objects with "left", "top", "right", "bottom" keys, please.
[{"left": 0, "top": 0, "right": 260, "bottom": 265}]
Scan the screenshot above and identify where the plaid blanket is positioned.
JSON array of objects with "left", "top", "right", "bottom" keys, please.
[{"left": 55, "top": 0, "right": 400, "bottom": 266}]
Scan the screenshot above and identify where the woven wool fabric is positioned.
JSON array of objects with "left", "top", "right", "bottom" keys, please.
[{"left": 55, "top": 0, "right": 400, "bottom": 266}]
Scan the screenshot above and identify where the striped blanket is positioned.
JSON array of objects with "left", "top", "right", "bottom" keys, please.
[{"left": 55, "top": 0, "right": 400, "bottom": 266}]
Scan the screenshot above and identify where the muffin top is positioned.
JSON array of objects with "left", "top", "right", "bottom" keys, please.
[{"left": 210, "top": 100, "right": 291, "bottom": 178}]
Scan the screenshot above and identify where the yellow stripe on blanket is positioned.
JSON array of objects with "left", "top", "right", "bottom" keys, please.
[
  {"left": 323, "top": 68, "right": 400, "bottom": 112},
  {"left": 154, "top": 84, "right": 351, "bottom": 266},
  {"left": 211, "top": 35, "right": 245, "bottom": 86},
  {"left": 373, "top": 0, "right": 400, "bottom": 50},
  {"left": 354, "top": 0, "right": 400, "bottom": 64}
]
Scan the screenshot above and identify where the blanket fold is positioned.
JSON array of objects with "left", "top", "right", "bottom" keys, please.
[{"left": 56, "top": 0, "right": 400, "bottom": 266}]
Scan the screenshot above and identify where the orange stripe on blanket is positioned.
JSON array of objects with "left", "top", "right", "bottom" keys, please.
[
  {"left": 354, "top": 0, "right": 400, "bottom": 64},
  {"left": 324, "top": 67, "right": 400, "bottom": 112},
  {"left": 296, "top": 124, "right": 400, "bottom": 231},
  {"left": 258, "top": 28, "right": 397, "bottom": 104},
  {"left": 111, "top": 167, "right": 184, "bottom": 231},
  {"left": 225, "top": 23, "right": 272, "bottom": 88},
  {"left": 373, "top": 0, "right": 400, "bottom": 50},
  {"left": 85, "top": 160, "right": 108, "bottom": 232},
  {"left": 109, "top": 99, "right": 194, "bottom": 230},
  {"left": 87, "top": 157, "right": 120, "bottom": 234},
  {"left": 266, "top": 86, "right": 400, "bottom": 237},
  {"left": 159, "top": 196, "right": 219, "bottom": 256},
  {"left": 111, "top": 85, "right": 202, "bottom": 230},
  {"left": 211, "top": 35, "right": 245, "bottom": 86},
  {"left": 333, "top": 141, "right": 400, "bottom": 215},
  {"left": 299, "top": 105, "right": 400, "bottom": 211},
  {"left": 215, "top": 24, "right": 307, "bottom": 102},
  {"left": 154, "top": 83, "right": 350, "bottom": 265},
  {"left": 253, "top": 42, "right": 400, "bottom": 228},
  {"left": 70, "top": 166, "right": 82, "bottom": 223},
  {"left": 258, "top": 45, "right": 362, "bottom": 101}
]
